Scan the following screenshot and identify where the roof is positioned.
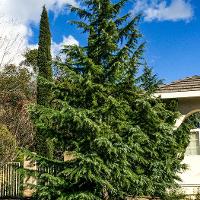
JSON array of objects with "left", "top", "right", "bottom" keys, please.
[{"left": 157, "top": 76, "right": 200, "bottom": 93}]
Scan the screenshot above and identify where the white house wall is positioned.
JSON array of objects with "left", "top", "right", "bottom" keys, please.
[
  {"left": 179, "top": 155, "right": 200, "bottom": 194},
  {"left": 154, "top": 91, "right": 200, "bottom": 194}
]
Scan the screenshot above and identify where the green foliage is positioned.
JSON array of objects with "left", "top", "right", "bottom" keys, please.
[
  {"left": 161, "top": 188, "right": 200, "bottom": 200},
  {"left": 138, "top": 64, "right": 163, "bottom": 93},
  {"left": 21, "top": 49, "right": 38, "bottom": 72},
  {"left": 37, "top": 5, "right": 52, "bottom": 105},
  {"left": 184, "top": 112, "right": 200, "bottom": 130},
  {"left": 163, "top": 98, "right": 200, "bottom": 158},
  {"left": 162, "top": 98, "right": 191, "bottom": 160},
  {"left": 176, "top": 112, "right": 200, "bottom": 159},
  {"left": 27, "top": 1, "right": 189, "bottom": 199},
  {"left": 162, "top": 189, "right": 186, "bottom": 200},
  {"left": 163, "top": 99, "right": 179, "bottom": 113},
  {"left": 36, "top": 6, "right": 54, "bottom": 157}
]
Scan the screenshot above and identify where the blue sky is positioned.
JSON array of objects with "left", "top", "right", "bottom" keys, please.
[
  {"left": 0, "top": 0, "right": 199, "bottom": 83},
  {"left": 140, "top": 1, "right": 200, "bottom": 83}
]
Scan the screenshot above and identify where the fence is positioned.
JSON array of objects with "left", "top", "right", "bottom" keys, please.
[
  {"left": 0, "top": 162, "right": 21, "bottom": 198},
  {"left": 0, "top": 160, "right": 62, "bottom": 199}
]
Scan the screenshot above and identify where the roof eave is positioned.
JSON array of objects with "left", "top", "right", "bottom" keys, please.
[{"left": 154, "top": 91, "right": 200, "bottom": 99}]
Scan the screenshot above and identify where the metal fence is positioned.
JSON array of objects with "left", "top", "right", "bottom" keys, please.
[{"left": 0, "top": 162, "right": 21, "bottom": 198}]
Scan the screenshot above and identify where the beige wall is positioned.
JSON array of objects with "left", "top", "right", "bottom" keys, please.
[
  {"left": 178, "top": 97, "right": 200, "bottom": 116},
  {"left": 179, "top": 155, "right": 200, "bottom": 195}
]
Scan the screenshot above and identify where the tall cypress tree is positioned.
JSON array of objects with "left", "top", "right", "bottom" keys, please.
[
  {"left": 29, "top": 1, "right": 188, "bottom": 199},
  {"left": 37, "top": 5, "right": 52, "bottom": 105},
  {"left": 36, "top": 6, "right": 54, "bottom": 158}
]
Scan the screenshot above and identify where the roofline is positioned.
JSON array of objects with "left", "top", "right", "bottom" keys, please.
[
  {"left": 154, "top": 91, "right": 200, "bottom": 99},
  {"left": 190, "top": 128, "right": 200, "bottom": 133}
]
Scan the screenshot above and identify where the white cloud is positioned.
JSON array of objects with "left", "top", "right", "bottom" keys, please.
[
  {"left": 0, "top": 0, "right": 79, "bottom": 67},
  {"left": 131, "top": 0, "right": 193, "bottom": 22},
  {"left": 0, "top": 0, "right": 79, "bottom": 24},
  {"left": 52, "top": 35, "right": 79, "bottom": 57}
]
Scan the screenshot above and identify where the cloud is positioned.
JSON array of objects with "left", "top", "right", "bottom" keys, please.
[
  {"left": 0, "top": 0, "right": 79, "bottom": 24},
  {"left": 52, "top": 35, "right": 79, "bottom": 57},
  {"left": 0, "top": 18, "right": 31, "bottom": 66},
  {"left": 131, "top": 0, "right": 194, "bottom": 22},
  {"left": 0, "top": 0, "right": 79, "bottom": 67}
]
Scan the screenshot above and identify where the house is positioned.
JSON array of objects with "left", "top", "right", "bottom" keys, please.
[{"left": 155, "top": 76, "right": 200, "bottom": 195}]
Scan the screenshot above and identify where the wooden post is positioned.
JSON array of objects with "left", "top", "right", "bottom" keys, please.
[
  {"left": 64, "top": 151, "right": 76, "bottom": 162},
  {"left": 23, "top": 156, "right": 37, "bottom": 198}
]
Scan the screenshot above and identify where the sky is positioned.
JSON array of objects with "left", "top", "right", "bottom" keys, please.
[{"left": 0, "top": 0, "right": 199, "bottom": 83}]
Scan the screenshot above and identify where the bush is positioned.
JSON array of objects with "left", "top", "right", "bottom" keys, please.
[
  {"left": 162, "top": 189, "right": 186, "bottom": 200},
  {"left": 0, "top": 124, "right": 17, "bottom": 165}
]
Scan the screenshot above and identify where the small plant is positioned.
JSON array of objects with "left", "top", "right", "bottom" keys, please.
[{"left": 162, "top": 189, "right": 186, "bottom": 200}]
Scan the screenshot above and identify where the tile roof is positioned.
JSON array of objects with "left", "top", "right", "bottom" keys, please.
[{"left": 157, "top": 76, "right": 200, "bottom": 93}]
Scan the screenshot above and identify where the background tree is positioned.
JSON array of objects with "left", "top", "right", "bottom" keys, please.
[
  {"left": 0, "top": 65, "right": 35, "bottom": 165},
  {"left": 28, "top": 1, "right": 188, "bottom": 199},
  {"left": 0, "top": 124, "right": 17, "bottom": 167},
  {"left": 0, "top": 17, "right": 25, "bottom": 68},
  {"left": 21, "top": 49, "right": 38, "bottom": 72}
]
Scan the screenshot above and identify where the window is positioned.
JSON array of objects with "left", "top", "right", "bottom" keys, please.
[{"left": 185, "top": 131, "right": 200, "bottom": 156}]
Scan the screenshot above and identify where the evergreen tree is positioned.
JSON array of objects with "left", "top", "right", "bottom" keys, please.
[
  {"left": 139, "top": 63, "right": 163, "bottom": 93},
  {"left": 28, "top": 1, "right": 188, "bottom": 199},
  {"left": 37, "top": 5, "right": 52, "bottom": 105},
  {"left": 36, "top": 6, "right": 54, "bottom": 158}
]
